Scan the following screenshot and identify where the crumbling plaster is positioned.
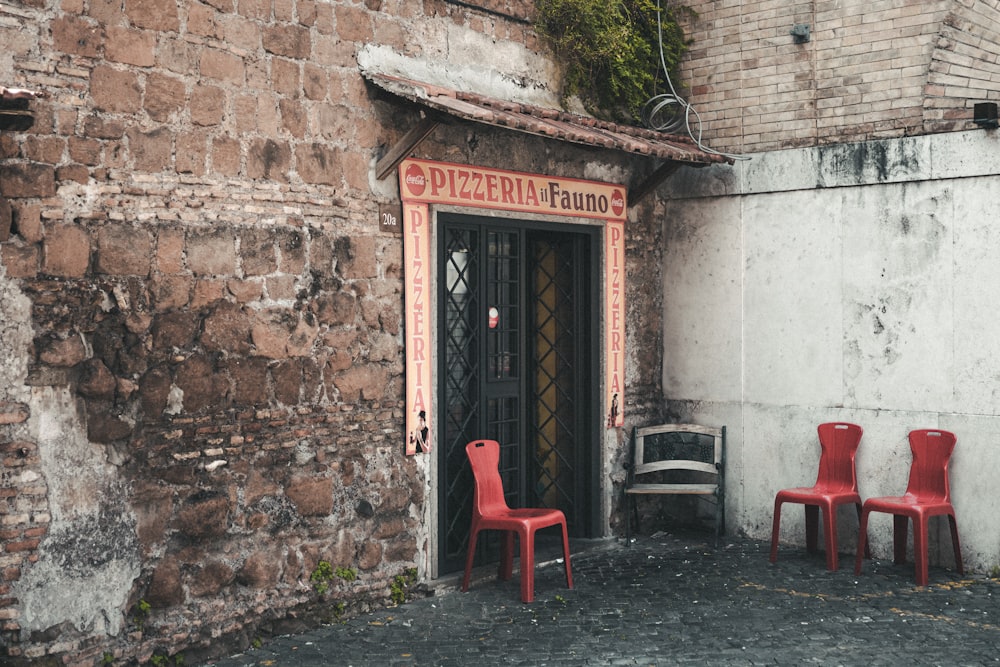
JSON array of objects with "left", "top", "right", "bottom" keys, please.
[
  {"left": 2, "top": 260, "right": 139, "bottom": 638},
  {"left": 15, "top": 387, "right": 139, "bottom": 638},
  {"left": 0, "top": 263, "right": 31, "bottom": 402}
]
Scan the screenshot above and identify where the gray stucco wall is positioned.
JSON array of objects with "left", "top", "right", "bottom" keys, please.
[{"left": 660, "top": 129, "right": 1000, "bottom": 573}]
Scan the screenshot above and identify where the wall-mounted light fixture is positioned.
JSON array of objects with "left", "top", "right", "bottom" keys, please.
[
  {"left": 790, "top": 24, "right": 811, "bottom": 43},
  {"left": 974, "top": 102, "right": 998, "bottom": 129}
]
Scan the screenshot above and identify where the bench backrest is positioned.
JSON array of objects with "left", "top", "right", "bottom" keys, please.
[{"left": 630, "top": 423, "right": 726, "bottom": 483}]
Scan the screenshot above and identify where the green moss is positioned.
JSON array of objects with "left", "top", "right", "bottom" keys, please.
[
  {"left": 132, "top": 599, "right": 152, "bottom": 631},
  {"left": 534, "top": 0, "right": 692, "bottom": 123},
  {"left": 390, "top": 568, "right": 419, "bottom": 605},
  {"left": 310, "top": 560, "right": 335, "bottom": 595}
]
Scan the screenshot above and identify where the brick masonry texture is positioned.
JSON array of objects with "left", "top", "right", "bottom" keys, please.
[
  {"left": 0, "top": 0, "right": 664, "bottom": 665},
  {"left": 678, "top": 0, "right": 1000, "bottom": 154}
]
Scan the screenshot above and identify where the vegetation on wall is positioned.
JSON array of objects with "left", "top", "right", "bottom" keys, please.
[{"left": 533, "top": 0, "right": 691, "bottom": 124}]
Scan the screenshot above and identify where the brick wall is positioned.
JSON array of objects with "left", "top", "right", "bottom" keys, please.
[{"left": 677, "top": 0, "right": 1000, "bottom": 154}]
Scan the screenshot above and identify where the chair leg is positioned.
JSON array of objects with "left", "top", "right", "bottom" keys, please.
[
  {"left": 804, "top": 504, "right": 820, "bottom": 555},
  {"left": 769, "top": 499, "right": 783, "bottom": 563},
  {"left": 855, "top": 508, "right": 870, "bottom": 575},
  {"left": 715, "top": 489, "right": 724, "bottom": 547},
  {"left": 948, "top": 514, "right": 964, "bottom": 575},
  {"left": 560, "top": 520, "right": 574, "bottom": 589},
  {"left": 714, "top": 493, "right": 723, "bottom": 547},
  {"left": 893, "top": 515, "right": 909, "bottom": 565},
  {"left": 855, "top": 504, "right": 871, "bottom": 559},
  {"left": 499, "top": 530, "right": 515, "bottom": 581},
  {"left": 913, "top": 518, "right": 928, "bottom": 586},
  {"left": 821, "top": 503, "right": 838, "bottom": 571},
  {"left": 462, "top": 527, "right": 480, "bottom": 592},
  {"left": 625, "top": 492, "right": 632, "bottom": 546},
  {"left": 518, "top": 528, "right": 535, "bottom": 603}
]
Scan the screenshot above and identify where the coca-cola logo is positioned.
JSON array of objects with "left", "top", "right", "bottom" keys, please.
[
  {"left": 404, "top": 163, "right": 426, "bottom": 197},
  {"left": 611, "top": 190, "right": 625, "bottom": 217}
]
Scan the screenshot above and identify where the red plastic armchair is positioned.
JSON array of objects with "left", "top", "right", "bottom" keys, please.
[
  {"left": 461, "top": 439, "right": 573, "bottom": 603},
  {"left": 770, "top": 422, "right": 868, "bottom": 571},
  {"left": 855, "top": 429, "right": 963, "bottom": 586}
]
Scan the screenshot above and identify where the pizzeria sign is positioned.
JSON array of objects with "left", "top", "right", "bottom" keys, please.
[{"left": 399, "top": 159, "right": 627, "bottom": 455}]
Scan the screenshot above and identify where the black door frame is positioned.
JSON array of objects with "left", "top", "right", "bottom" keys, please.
[{"left": 435, "top": 212, "right": 602, "bottom": 574}]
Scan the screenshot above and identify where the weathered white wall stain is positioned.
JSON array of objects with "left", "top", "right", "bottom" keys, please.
[
  {"left": 0, "top": 264, "right": 31, "bottom": 401},
  {"left": 15, "top": 386, "right": 139, "bottom": 637},
  {"left": 661, "top": 130, "right": 1000, "bottom": 572}
]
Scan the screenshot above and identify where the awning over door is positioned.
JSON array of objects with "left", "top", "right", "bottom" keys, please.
[{"left": 359, "top": 46, "right": 733, "bottom": 203}]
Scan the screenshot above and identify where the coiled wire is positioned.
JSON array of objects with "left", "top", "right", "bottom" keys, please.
[{"left": 643, "top": 0, "right": 750, "bottom": 161}]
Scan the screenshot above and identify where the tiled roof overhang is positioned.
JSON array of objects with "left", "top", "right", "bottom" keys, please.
[{"left": 362, "top": 71, "right": 733, "bottom": 205}]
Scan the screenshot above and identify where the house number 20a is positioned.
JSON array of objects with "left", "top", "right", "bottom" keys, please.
[{"left": 380, "top": 204, "right": 402, "bottom": 234}]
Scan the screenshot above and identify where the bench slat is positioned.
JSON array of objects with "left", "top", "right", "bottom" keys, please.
[
  {"left": 626, "top": 484, "right": 718, "bottom": 494},
  {"left": 633, "top": 461, "right": 718, "bottom": 476}
]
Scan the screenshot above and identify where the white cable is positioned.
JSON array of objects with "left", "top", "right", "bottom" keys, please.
[{"left": 643, "top": 0, "right": 750, "bottom": 161}]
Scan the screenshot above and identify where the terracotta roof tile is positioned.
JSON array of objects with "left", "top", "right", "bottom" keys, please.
[{"left": 363, "top": 72, "right": 731, "bottom": 166}]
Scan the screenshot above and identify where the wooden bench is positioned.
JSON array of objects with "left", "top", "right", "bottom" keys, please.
[{"left": 623, "top": 423, "right": 726, "bottom": 545}]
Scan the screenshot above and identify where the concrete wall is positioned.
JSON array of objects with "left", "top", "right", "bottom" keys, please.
[{"left": 661, "top": 128, "right": 1000, "bottom": 573}]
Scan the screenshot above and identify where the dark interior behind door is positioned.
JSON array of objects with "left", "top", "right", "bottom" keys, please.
[{"left": 437, "top": 215, "right": 600, "bottom": 574}]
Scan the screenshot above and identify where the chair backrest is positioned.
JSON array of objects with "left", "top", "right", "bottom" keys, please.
[
  {"left": 465, "top": 439, "right": 510, "bottom": 516},
  {"left": 630, "top": 423, "right": 725, "bottom": 480},
  {"left": 814, "top": 422, "right": 864, "bottom": 492},
  {"left": 904, "top": 429, "right": 957, "bottom": 502}
]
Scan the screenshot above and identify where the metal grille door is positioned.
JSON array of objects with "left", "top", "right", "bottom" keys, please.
[
  {"left": 529, "top": 232, "right": 587, "bottom": 531},
  {"left": 438, "top": 216, "right": 598, "bottom": 574},
  {"left": 440, "top": 225, "right": 480, "bottom": 568}
]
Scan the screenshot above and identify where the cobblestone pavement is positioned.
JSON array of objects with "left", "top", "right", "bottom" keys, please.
[{"left": 205, "top": 532, "right": 1000, "bottom": 666}]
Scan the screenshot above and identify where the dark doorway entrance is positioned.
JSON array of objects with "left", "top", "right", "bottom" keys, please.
[{"left": 437, "top": 214, "right": 601, "bottom": 574}]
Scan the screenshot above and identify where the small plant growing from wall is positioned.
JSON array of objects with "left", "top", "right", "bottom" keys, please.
[
  {"left": 533, "top": 0, "right": 692, "bottom": 123},
  {"left": 310, "top": 561, "right": 358, "bottom": 595},
  {"left": 390, "top": 568, "right": 419, "bottom": 605},
  {"left": 131, "top": 599, "right": 151, "bottom": 632},
  {"left": 310, "top": 560, "right": 335, "bottom": 595}
]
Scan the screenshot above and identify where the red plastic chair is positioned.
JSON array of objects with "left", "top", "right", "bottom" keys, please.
[
  {"left": 855, "top": 429, "right": 963, "bottom": 586},
  {"left": 769, "top": 422, "right": 868, "bottom": 571},
  {"left": 461, "top": 439, "right": 573, "bottom": 603}
]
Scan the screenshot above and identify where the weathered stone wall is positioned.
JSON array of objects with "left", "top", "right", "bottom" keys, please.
[{"left": 0, "top": 0, "right": 667, "bottom": 664}]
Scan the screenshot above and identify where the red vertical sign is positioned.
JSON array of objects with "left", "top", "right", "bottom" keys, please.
[
  {"left": 403, "top": 202, "right": 432, "bottom": 455},
  {"left": 605, "top": 221, "right": 625, "bottom": 427}
]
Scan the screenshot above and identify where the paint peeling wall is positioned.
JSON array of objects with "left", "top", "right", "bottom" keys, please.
[{"left": 660, "top": 129, "right": 1000, "bottom": 573}]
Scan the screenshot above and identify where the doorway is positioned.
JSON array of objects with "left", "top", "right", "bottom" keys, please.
[{"left": 436, "top": 213, "right": 601, "bottom": 574}]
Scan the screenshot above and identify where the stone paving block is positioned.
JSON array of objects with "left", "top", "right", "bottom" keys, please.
[{"left": 203, "top": 532, "right": 1000, "bottom": 666}]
